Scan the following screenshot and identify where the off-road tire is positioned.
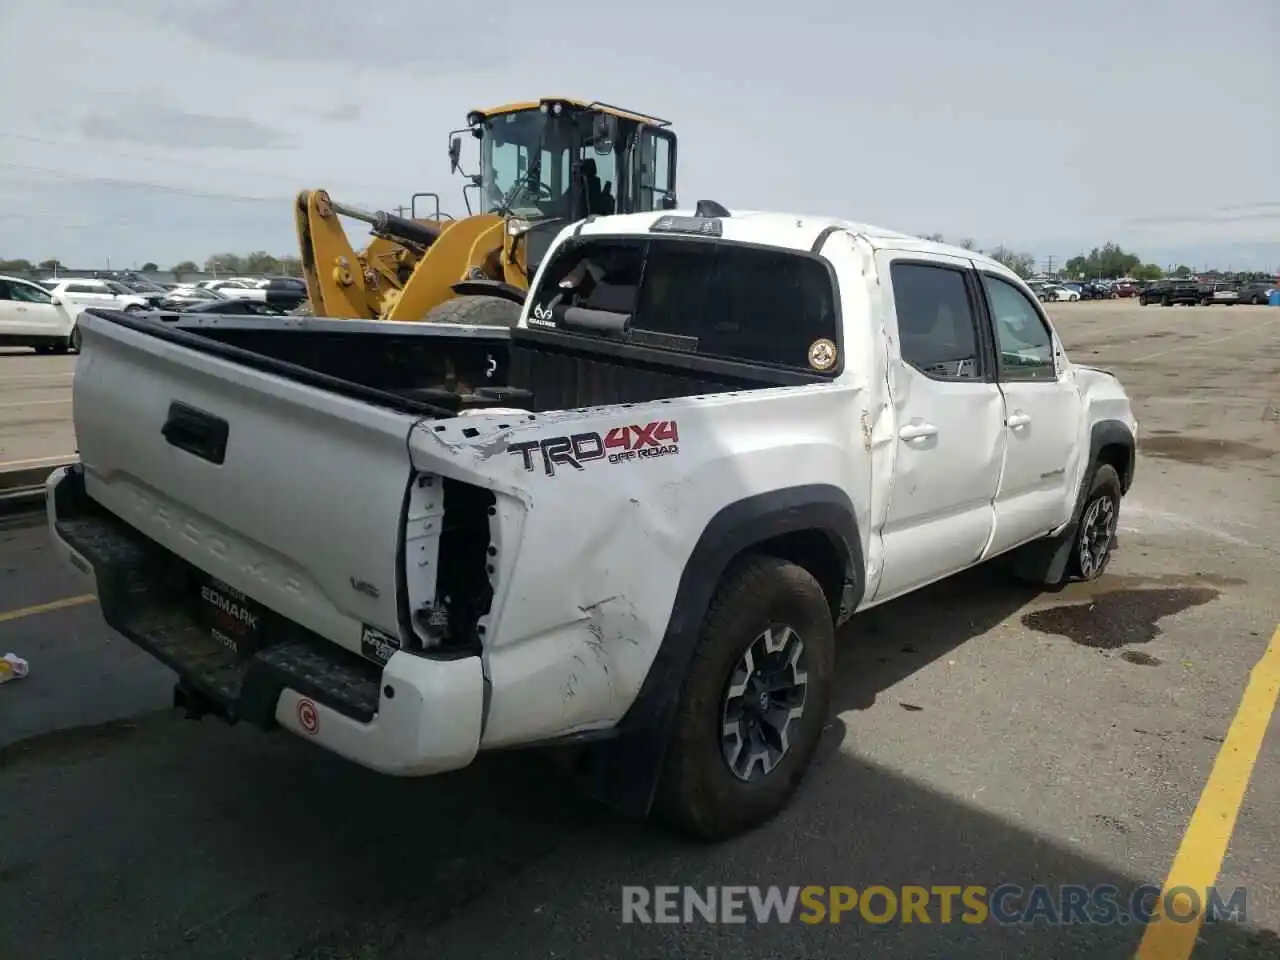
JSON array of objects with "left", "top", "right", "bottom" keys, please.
[
  {"left": 423, "top": 294, "right": 520, "bottom": 327},
  {"left": 1070, "top": 464, "right": 1122, "bottom": 581},
  {"left": 653, "top": 554, "right": 835, "bottom": 841}
]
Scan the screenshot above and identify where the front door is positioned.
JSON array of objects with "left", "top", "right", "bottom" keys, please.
[
  {"left": 977, "top": 270, "right": 1083, "bottom": 556},
  {"left": 873, "top": 254, "right": 1007, "bottom": 602}
]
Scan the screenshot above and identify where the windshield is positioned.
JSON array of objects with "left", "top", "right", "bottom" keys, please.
[
  {"left": 479, "top": 109, "right": 578, "bottom": 219},
  {"left": 106, "top": 280, "right": 135, "bottom": 295}
]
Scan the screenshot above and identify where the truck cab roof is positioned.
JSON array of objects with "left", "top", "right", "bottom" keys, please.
[{"left": 572, "top": 206, "right": 1019, "bottom": 281}]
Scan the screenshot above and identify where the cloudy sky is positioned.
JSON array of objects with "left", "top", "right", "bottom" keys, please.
[{"left": 1, "top": 0, "right": 1276, "bottom": 271}]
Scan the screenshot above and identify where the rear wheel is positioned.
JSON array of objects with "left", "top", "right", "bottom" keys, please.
[
  {"left": 68, "top": 325, "right": 82, "bottom": 353},
  {"left": 422, "top": 294, "right": 521, "bottom": 327},
  {"left": 653, "top": 554, "right": 834, "bottom": 841}
]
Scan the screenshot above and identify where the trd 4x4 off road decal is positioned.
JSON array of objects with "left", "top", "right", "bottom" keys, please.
[{"left": 508, "top": 420, "right": 680, "bottom": 477}]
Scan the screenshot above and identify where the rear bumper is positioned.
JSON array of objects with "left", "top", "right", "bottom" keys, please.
[{"left": 45, "top": 465, "right": 484, "bottom": 776}]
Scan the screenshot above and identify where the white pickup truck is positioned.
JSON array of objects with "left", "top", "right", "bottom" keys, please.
[{"left": 47, "top": 205, "right": 1137, "bottom": 839}]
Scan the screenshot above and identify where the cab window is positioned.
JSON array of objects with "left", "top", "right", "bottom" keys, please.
[
  {"left": 981, "top": 274, "right": 1057, "bottom": 381},
  {"left": 529, "top": 236, "right": 840, "bottom": 373},
  {"left": 889, "top": 261, "right": 983, "bottom": 380}
]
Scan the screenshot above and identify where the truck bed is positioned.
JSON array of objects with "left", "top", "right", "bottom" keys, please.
[{"left": 118, "top": 308, "right": 826, "bottom": 416}]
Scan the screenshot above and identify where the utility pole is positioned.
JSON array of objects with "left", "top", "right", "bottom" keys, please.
[
  {"left": 395, "top": 205, "right": 408, "bottom": 217},
  {"left": 1045, "top": 256, "right": 1055, "bottom": 277}
]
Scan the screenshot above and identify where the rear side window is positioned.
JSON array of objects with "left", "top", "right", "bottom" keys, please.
[
  {"left": 528, "top": 237, "right": 840, "bottom": 373},
  {"left": 889, "top": 261, "right": 982, "bottom": 380}
]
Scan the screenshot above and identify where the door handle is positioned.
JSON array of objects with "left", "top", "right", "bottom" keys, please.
[
  {"left": 162, "top": 402, "right": 229, "bottom": 465},
  {"left": 898, "top": 422, "right": 938, "bottom": 441},
  {"left": 1007, "top": 413, "right": 1032, "bottom": 429},
  {"left": 15, "top": 306, "right": 27, "bottom": 312}
]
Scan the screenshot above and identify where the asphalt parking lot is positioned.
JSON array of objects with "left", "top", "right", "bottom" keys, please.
[{"left": 1, "top": 302, "right": 1278, "bottom": 959}]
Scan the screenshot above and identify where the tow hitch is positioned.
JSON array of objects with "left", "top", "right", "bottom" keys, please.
[{"left": 173, "top": 680, "right": 237, "bottom": 725}]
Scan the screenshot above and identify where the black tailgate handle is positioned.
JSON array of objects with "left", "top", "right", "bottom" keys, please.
[{"left": 162, "top": 402, "right": 229, "bottom": 465}]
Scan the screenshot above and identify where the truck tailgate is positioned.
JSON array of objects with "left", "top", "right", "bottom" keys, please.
[{"left": 71, "top": 310, "right": 424, "bottom": 657}]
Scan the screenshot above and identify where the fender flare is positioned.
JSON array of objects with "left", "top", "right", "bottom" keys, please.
[
  {"left": 576, "top": 483, "right": 864, "bottom": 816},
  {"left": 1073, "top": 418, "right": 1136, "bottom": 521},
  {"left": 1010, "top": 418, "right": 1135, "bottom": 585},
  {"left": 449, "top": 279, "right": 527, "bottom": 305}
]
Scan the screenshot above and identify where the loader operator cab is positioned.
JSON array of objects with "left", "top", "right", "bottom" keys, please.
[{"left": 456, "top": 99, "right": 677, "bottom": 252}]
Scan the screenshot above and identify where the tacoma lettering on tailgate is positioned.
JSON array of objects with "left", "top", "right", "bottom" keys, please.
[{"left": 508, "top": 419, "right": 680, "bottom": 477}]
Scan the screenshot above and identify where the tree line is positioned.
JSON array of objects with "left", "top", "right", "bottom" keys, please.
[
  {"left": 0, "top": 252, "right": 303, "bottom": 280},
  {"left": 2, "top": 242, "right": 1273, "bottom": 284},
  {"left": 919, "top": 237, "right": 1273, "bottom": 283}
]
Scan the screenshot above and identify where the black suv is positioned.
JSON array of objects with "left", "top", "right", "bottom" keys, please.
[
  {"left": 1140, "top": 279, "right": 1201, "bottom": 306},
  {"left": 259, "top": 277, "right": 308, "bottom": 310}
]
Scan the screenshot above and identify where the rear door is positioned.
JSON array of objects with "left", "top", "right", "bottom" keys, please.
[
  {"left": 976, "top": 269, "right": 1083, "bottom": 555},
  {"left": 73, "top": 312, "right": 424, "bottom": 655},
  {"left": 872, "top": 253, "right": 1006, "bottom": 602}
]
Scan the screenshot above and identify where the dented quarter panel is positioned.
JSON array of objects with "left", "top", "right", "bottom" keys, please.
[{"left": 408, "top": 380, "right": 874, "bottom": 746}]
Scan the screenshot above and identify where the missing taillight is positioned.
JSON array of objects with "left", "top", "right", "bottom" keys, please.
[{"left": 404, "top": 473, "right": 495, "bottom": 654}]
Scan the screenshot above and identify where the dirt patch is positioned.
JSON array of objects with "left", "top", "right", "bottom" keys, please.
[
  {"left": 1120, "top": 650, "right": 1162, "bottom": 666},
  {"left": 1139, "top": 436, "right": 1276, "bottom": 465},
  {"left": 1021, "top": 586, "right": 1219, "bottom": 649}
]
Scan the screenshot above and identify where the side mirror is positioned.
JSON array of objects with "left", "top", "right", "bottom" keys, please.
[
  {"left": 661, "top": 194, "right": 677, "bottom": 210},
  {"left": 51, "top": 296, "right": 62, "bottom": 306},
  {"left": 448, "top": 136, "right": 461, "bottom": 174}
]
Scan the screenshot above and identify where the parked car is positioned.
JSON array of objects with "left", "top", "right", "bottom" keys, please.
[
  {"left": 1041, "top": 284, "right": 1080, "bottom": 302},
  {"left": 1199, "top": 282, "right": 1239, "bottom": 305},
  {"left": 46, "top": 206, "right": 1137, "bottom": 839},
  {"left": 1139, "top": 280, "right": 1201, "bottom": 306},
  {"left": 1236, "top": 280, "right": 1277, "bottom": 305},
  {"left": 160, "top": 285, "right": 230, "bottom": 305},
  {"left": 1111, "top": 282, "right": 1139, "bottom": 298},
  {"left": 44, "top": 278, "right": 162, "bottom": 312},
  {"left": 153, "top": 297, "right": 290, "bottom": 317},
  {"left": 253, "top": 276, "right": 309, "bottom": 310},
  {"left": 0, "top": 273, "right": 80, "bottom": 353},
  {"left": 196, "top": 278, "right": 267, "bottom": 301}
]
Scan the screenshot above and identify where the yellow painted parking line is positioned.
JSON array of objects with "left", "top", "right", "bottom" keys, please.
[
  {"left": 0, "top": 594, "right": 97, "bottom": 624},
  {"left": 1135, "top": 623, "right": 1280, "bottom": 960}
]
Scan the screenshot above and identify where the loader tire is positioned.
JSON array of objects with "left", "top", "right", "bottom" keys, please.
[
  {"left": 653, "top": 554, "right": 834, "bottom": 841},
  {"left": 423, "top": 295, "right": 520, "bottom": 328}
]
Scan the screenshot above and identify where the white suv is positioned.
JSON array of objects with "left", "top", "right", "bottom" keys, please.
[
  {"left": 0, "top": 274, "right": 80, "bottom": 353},
  {"left": 44, "top": 278, "right": 161, "bottom": 312}
]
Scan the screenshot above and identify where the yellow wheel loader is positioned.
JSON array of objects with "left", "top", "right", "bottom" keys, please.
[{"left": 295, "top": 98, "right": 679, "bottom": 327}]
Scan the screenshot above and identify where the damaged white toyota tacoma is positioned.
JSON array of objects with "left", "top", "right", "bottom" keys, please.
[{"left": 47, "top": 204, "right": 1136, "bottom": 839}]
